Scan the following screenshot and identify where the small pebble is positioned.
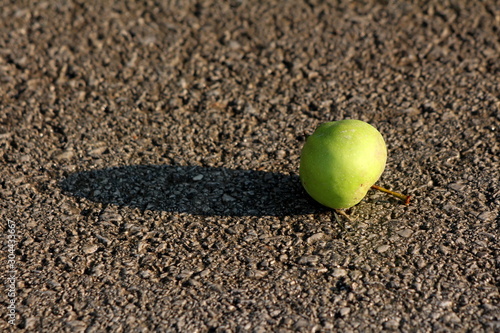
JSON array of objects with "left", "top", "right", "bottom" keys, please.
[
  {"left": 332, "top": 268, "right": 348, "bottom": 277},
  {"left": 397, "top": 229, "right": 412, "bottom": 238},
  {"left": 376, "top": 244, "right": 390, "bottom": 253},
  {"left": 222, "top": 194, "right": 236, "bottom": 202},
  {"left": 442, "top": 312, "right": 461, "bottom": 324},
  {"left": 440, "top": 300, "right": 453, "bottom": 308},
  {"left": 339, "top": 307, "right": 351, "bottom": 317},
  {"left": 95, "top": 234, "right": 112, "bottom": 246},
  {"left": 83, "top": 244, "right": 99, "bottom": 254},
  {"left": 89, "top": 147, "right": 107, "bottom": 156},
  {"left": 275, "top": 150, "right": 286, "bottom": 159},
  {"left": 192, "top": 174, "right": 204, "bottom": 181},
  {"left": 449, "top": 182, "right": 466, "bottom": 191},
  {"left": 98, "top": 211, "right": 123, "bottom": 223},
  {"left": 298, "top": 255, "right": 319, "bottom": 265},
  {"left": 306, "top": 232, "right": 325, "bottom": 244},
  {"left": 439, "top": 245, "right": 450, "bottom": 255},
  {"left": 246, "top": 269, "right": 267, "bottom": 278},
  {"left": 55, "top": 150, "right": 74, "bottom": 161},
  {"left": 478, "top": 211, "right": 494, "bottom": 221},
  {"left": 23, "top": 317, "right": 37, "bottom": 330},
  {"left": 416, "top": 259, "right": 427, "bottom": 269},
  {"left": 383, "top": 318, "right": 400, "bottom": 330},
  {"left": 65, "top": 320, "right": 87, "bottom": 332},
  {"left": 294, "top": 318, "right": 310, "bottom": 329}
]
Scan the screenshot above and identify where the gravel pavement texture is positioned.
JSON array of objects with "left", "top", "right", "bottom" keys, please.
[{"left": 1, "top": 0, "right": 500, "bottom": 332}]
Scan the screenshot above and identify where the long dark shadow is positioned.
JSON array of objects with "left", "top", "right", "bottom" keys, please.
[{"left": 60, "top": 165, "right": 327, "bottom": 217}]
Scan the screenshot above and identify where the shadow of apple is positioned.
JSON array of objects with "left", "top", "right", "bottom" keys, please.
[{"left": 60, "top": 164, "right": 326, "bottom": 217}]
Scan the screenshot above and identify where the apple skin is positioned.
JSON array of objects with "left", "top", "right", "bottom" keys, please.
[{"left": 299, "top": 119, "right": 387, "bottom": 210}]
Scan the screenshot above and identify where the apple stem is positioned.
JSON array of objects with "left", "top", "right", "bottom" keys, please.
[
  {"left": 371, "top": 184, "right": 411, "bottom": 205},
  {"left": 334, "top": 209, "right": 351, "bottom": 221}
]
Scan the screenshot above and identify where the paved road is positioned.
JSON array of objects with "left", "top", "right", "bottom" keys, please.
[{"left": 1, "top": 1, "right": 499, "bottom": 331}]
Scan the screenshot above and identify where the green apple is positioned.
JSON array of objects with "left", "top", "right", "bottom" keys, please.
[{"left": 299, "top": 119, "right": 387, "bottom": 210}]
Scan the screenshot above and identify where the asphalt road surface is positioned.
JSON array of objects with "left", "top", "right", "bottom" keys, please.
[{"left": 1, "top": 0, "right": 499, "bottom": 332}]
